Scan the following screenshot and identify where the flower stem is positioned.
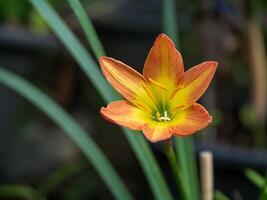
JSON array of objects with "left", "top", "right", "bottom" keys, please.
[{"left": 164, "top": 140, "right": 188, "bottom": 200}]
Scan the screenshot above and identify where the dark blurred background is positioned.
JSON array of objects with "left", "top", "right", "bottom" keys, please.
[{"left": 0, "top": 0, "right": 267, "bottom": 199}]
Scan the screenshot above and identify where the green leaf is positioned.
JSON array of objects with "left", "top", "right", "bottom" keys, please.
[
  {"left": 124, "top": 130, "right": 173, "bottom": 200},
  {"left": 27, "top": 1, "right": 173, "bottom": 200},
  {"left": 28, "top": 0, "right": 115, "bottom": 103},
  {"left": 259, "top": 182, "right": 267, "bottom": 200},
  {"left": 245, "top": 169, "right": 265, "bottom": 188},
  {"left": 162, "top": 0, "right": 179, "bottom": 48},
  {"left": 0, "top": 185, "right": 44, "bottom": 200},
  {"left": 0, "top": 68, "right": 133, "bottom": 200},
  {"left": 245, "top": 169, "right": 267, "bottom": 200},
  {"left": 67, "top": 0, "right": 106, "bottom": 58},
  {"left": 162, "top": 0, "right": 199, "bottom": 199},
  {"left": 214, "top": 190, "right": 230, "bottom": 200}
]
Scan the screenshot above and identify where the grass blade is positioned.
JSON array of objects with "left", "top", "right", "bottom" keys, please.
[
  {"left": 124, "top": 130, "right": 173, "bottom": 200},
  {"left": 27, "top": 1, "right": 173, "bottom": 199},
  {"left": 245, "top": 169, "right": 265, "bottom": 188},
  {"left": 214, "top": 190, "right": 230, "bottom": 200},
  {"left": 67, "top": 0, "right": 106, "bottom": 58},
  {"left": 162, "top": 0, "right": 199, "bottom": 199},
  {"left": 163, "top": 0, "right": 179, "bottom": 47},
  {"left": 245, "top": 169, "right": 267, "bottom": 200},
  {"left": 29, "top": 0, "right": 115, "bottom": 103},
  {"left": 259, "top": 182, "right": 267, "bottom": 200},
  {"left": 0, "top": 68, "right": 133, "bottom": 200}
]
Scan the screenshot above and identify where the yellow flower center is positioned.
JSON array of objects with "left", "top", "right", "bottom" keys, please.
[{"left": 156, "top": 111, "right": 171, "bottom": 122}]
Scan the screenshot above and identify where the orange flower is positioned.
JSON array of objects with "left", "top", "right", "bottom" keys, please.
[{"left": 100, "top": 34, "right": 218, "bottom": 142}]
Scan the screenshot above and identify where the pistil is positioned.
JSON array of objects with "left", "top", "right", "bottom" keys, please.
[{"left": 156, "top": 111, "right": 171, "bottom": 122}]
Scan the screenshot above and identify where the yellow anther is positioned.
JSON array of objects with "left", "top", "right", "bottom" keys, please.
[{"left": 156, "top": 112, "right": 161, "bottom": 120}]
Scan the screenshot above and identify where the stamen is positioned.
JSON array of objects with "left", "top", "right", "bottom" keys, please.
[
  {"left": 134, "top": 101, "right": 151, "bottom": 113},
  {"left": 172, "top": 105, "right": 186, "bottom": 113},
  {"left": 156, "top": 112, "right": 161, "bottom": 121},
  {"left": 148, "top": 78, "right": 168, "bottom": 92},
  {"left": 142, "top": 83, "right": 157, "bottom": 103},
  {"left": 170, "top": 85, "right": 184, "bottom": 100},
  {"left": 156, "top": 111, "right": 171, "bottom": 122}
]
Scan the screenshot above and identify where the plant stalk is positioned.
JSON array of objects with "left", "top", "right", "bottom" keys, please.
[{"left": 164, "top": 140, "right": 188, "bottom": 200}]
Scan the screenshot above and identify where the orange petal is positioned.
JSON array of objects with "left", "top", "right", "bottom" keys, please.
[
  {"left": 171, "top": 61, "right": 218, "bottom": 108},
  {"left": 142, "top": 123, "right": 172, "bottom": 142},
  {"left": 143, "top": 34, "right": 184, "bottom": 88},
  {"left": 99, "top": 57, "right": 156, "bottom": 111},
  {"left": 100, "top": 100, "right": 150, "bottom": 130},
  {"left": 171, "top": 103, "right": 212, "bottom": 136}
]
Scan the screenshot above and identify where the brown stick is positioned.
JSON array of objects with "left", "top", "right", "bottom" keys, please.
[
  {"left": 200, "top": 151, "right": 214, "bottom": 200},
  {"left": 247, "top": 18, "right": 267, "bottom": 123}
]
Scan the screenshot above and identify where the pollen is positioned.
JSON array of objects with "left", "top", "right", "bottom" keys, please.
[{"left": 156, "top": 111, "right": 171, "bottom": 122}]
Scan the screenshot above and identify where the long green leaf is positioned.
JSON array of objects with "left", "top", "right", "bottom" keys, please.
[
  {"left": 245, "top": 169, "right": 267, "bottom": 200},
  {"left": 0, "top": 185, "right": 44, "bottom": 200},
  {"left": 245, "top": 169, "right": 265, "bottom": 188},
  {"left": 176, "top": 137, "right": 199, "bottom": 199},
  {"left": 124, "top": 129, "right": 173, "bottom": 200},
  {"left": 67, "top": 0, "right": 106, "bottom": 58},
  {"left": 163, "top": 0, "right": 179, "bottom": 47},
  {"left": 214, "top": 190, "right": 230, "bottom": 200},
  {"left": 0, "top": 68, "right": 133, "bottom": 200},
  {"left": 66, "top": 1, "right": 173, "bottom": 197},
  {"left": 30, "top": 0, "right": 114, "bottom": 103},
  {"left": 162, "top": 0, "right": 199, "bottom": 199},
  {"left": 259, "top": 182, "right": 267, "bottom": 200},
  {"left": 28, "top": 0, "right": 173, "bottom": 199}
]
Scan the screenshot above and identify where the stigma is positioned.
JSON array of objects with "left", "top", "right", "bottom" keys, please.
[{"left": 156, "top": 111, "right": 171, "bottom": 122}]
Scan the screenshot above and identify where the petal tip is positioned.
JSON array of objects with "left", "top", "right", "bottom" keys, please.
[
  {"left": 144, "top": 133, "right": 171, "bottom": 143},
  {"left": 142, "top": 124, "right": 173, "bottom": 143},
  {"left": 100, "top": 107, "right": 111, "bottom": 121},
  {"left": 155, "top": 33, "right": 175, "bottom": 47},
  {"left": 158, "top": 33, "right": 169, "bottom": 39},
  {"left": 99, "top": 56, "right": 112, "bottom": 63},
  {"left": 208, "top": 61, "right": 219, "bottom": 69}
]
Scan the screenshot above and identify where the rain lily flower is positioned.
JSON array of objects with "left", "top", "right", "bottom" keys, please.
[{"left": 100, "top": 34, "right": 218, "bottom": 142}]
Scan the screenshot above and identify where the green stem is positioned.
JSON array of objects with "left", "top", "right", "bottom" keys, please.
[
  {"left": 164, "top": 140, "right": 188, "bottom": 200},
  {"left": 162, "top": 0, "right": 199, "bottom": 199},
  {"left": 26, "top": 1, "right": 174, "bottom": 200}
]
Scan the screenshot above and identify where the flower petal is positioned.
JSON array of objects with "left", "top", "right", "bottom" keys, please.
[
  {"left": 143, "top": 34, "right": 184, "bottom": 88},
  {"left": 171, "top": 103, "right": 212, "bottom": 136},
  {"left": 142, "top": 122, "right": 172, "bottom": 142},
  {"left": 99, "top": 57, "right": 156, "bottom": 111},
  {"left": 100, "top": 100, "right": 150, "bottom": 130},
  {"left": 171, "top": 61, "right": 218, "bottom": 108}
]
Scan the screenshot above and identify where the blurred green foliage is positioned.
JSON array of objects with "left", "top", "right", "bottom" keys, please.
[
  {"left": 214, "top": 190, "right": 230, "bottom": 200},
  {"left": 239, "top": 105, "right": 266, "bottom": 148},
  {"left": 245, "top": 169, "right": 267, "bottom": 199},
  {"left": 0, "top": 0, "right": 63, "bottom": 26},
  {"left": 0, "top": 0, "right": 31, "bottom": 23}
]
